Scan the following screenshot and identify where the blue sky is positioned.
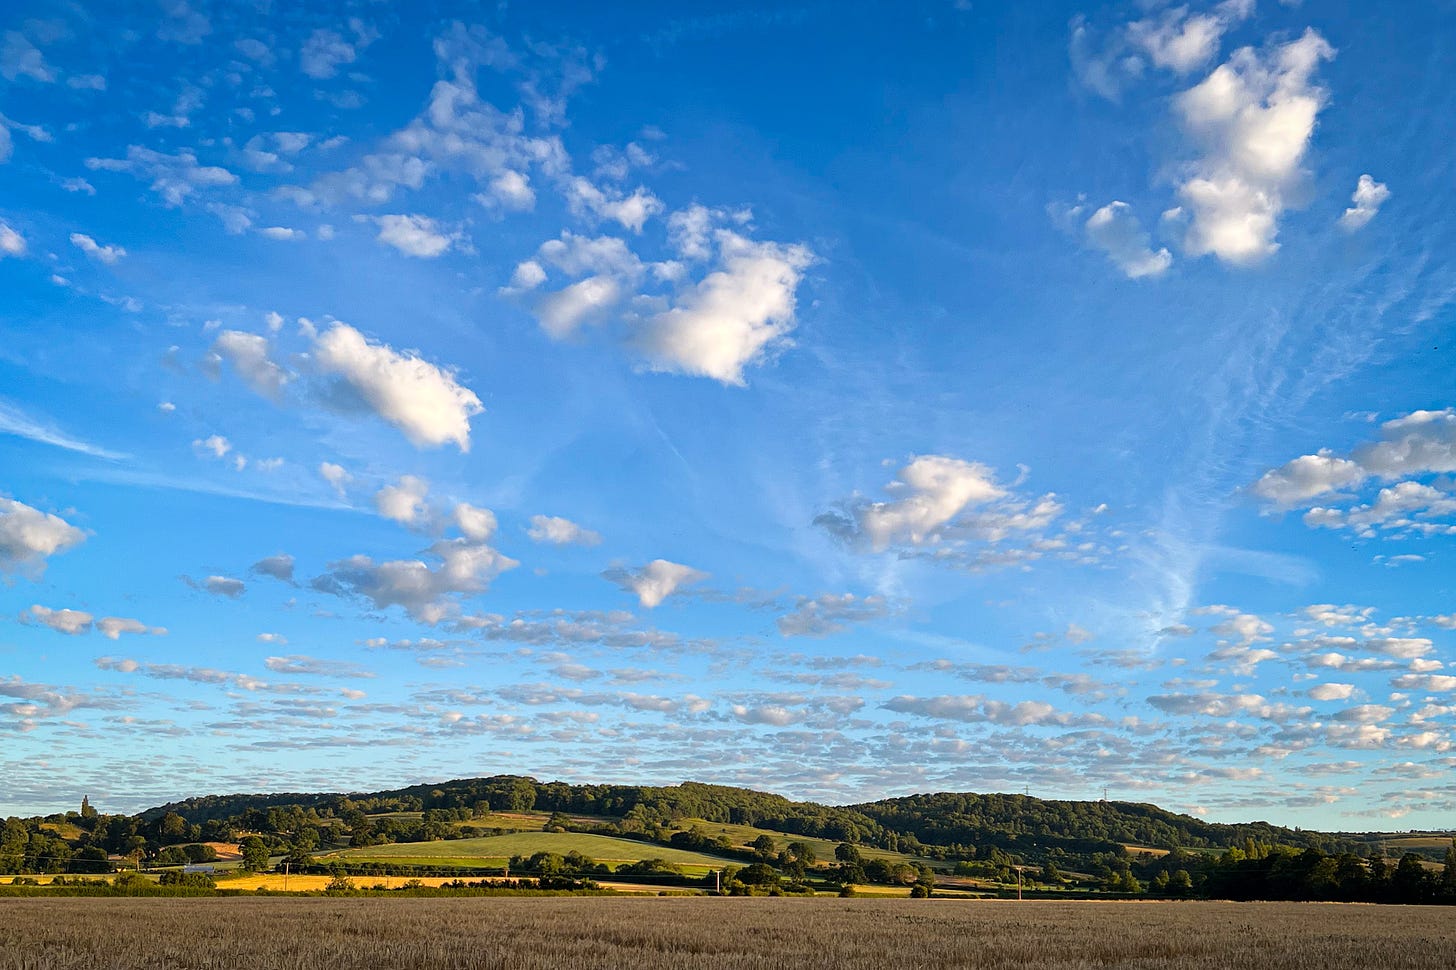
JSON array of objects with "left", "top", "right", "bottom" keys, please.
[{"left": 3, "top": 0, "right": 1456, "bottom": 828}]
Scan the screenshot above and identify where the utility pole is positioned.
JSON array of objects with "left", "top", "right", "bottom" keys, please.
[
  {"left": 1016, "top": 866, "right": 1023, "bottom": 901},
  {"left": 715, "top": 869, "right": 721, "bottom": 894},
  {"left": 283, "top": 861, "right": 289, "bottom": 892}
]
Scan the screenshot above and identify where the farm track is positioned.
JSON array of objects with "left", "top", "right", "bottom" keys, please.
[{"left": 2, "top": 897, "right": 1455, "bottom": 969}]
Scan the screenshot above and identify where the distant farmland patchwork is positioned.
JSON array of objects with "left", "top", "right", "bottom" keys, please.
[{"left": 3, "top": 897, "right": 1455, "bottom": 970}]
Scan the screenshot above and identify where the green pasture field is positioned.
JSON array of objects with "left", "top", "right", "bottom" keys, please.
[
  {"left": 323, "top": 831, "right": 737, "bottom": 869},
  {"left": 668, "top": 818, "right": 941, "bottom": 869}
]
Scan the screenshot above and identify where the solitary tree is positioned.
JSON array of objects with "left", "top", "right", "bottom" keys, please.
[{"left": 239, "top": 836, "right": 270, "bottom": 873}]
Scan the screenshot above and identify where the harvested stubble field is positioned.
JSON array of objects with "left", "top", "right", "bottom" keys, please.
[{"left": 2, "top": 897, "right": 1455, "bottom": 970}]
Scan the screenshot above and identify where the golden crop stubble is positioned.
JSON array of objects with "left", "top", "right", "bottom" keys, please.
[{"left": 1, "top": 897, "right": 1454, "bottom": 970}]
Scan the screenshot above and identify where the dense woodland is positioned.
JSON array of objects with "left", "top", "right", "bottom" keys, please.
[{"left": 4, "top": 777, "right": 1454, "bottom": 903}]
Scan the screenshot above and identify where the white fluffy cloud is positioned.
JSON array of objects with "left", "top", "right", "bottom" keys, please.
[
  {"left": 301, "top": 32, "right": 352, "bottom": 78},
  {"left": 313, "top": 323, "right": 483, "bottom": 451},
  {"left": 453, "top": 503, "right": 497, "bottom": 542},
  {"left": 20, "top": 609, "right": 163, "bottom": 642},
  {"left": 298, "top": 22, "right": 570, "bottom": 209},
  {"left": 0, "top": 498, "right": 86, "bottom": 576},
  {"left": 484, "top": 170, "right": 536, "bottom": 211},
  {"left": 193, "top": 434, "right": 232, "bottom": 459},
  {"left": 375, "top": 475, "right": 432, "bottom": 528},
  {"left": 535, "top": 275, "right": 622, "bottom": 338},
  {"left": 884, "top": 694, "right": 1096, "bottom": 727},
  {"left": 96, "top": 616, "right": 167, "bottom": 639},
  {"left": 1340, "top": 174, "right": 1389, "bottom": 231},
  {"left": 817, "top": 455, "right": 1090, "bottom": 571},
  {"left": 0, "top": 221, "right": 25, "bottom": 257},
  {"left": 318, "top": 462, "right": 351, "bottom": 496},
  {"left": 1308, "top": 682, "right": 1355, "bottom": 702},
  {"left": 251, "top": 553, "right": 296, "bottom": 582},
  {"left": 22, "top": 604, "right": 94, "bottom": 635},
  {"left": 1083, "top": 201, "right": 1172, "bottom": 278},
  {"left": 69, "top": 232, "right": 126, "bottom": 264},
  {"left": 777, "top": 593, "right": 892, "bottom": 638},
  {"left": 604, "top": 559, "right": 707, "bottom": 608},
  {"left": 86, "top": 145, "right": 237, "bottom": 207},
  {"left": 314, "top": 539, "right": 518, "bottom": 624},
  {"left": 633, "top": 231, "right": 813, "bottom": 385},
  {"left": 1250, "top": 451, "right": 1365, "bottom": 506},
  {"left": 526, "top": 514, "right": 601, "bottom": 546},
  {"left": 1127, "top": 1, "right": 1251, "bottom": 75},
  {"left": 1174, "top": 29, "right": 1335, "bottom": 263},
  {"left": 187, "top": 575, "right": 245, "bottom": 598},
  {"left": 375, "top": 214, "right": 456, "bottom": 258},
  {"left": 564, "top": 177, "right": 663, "bottom": 233},
  {"left": 1253, "top": 410, "right": 1456, "bottom": 537},
  {"left": 855, "top": 456, "right": 1004, "bottom": 551},
  {"left": 212, "top": 330, "right": 290, "bottom": 401}
]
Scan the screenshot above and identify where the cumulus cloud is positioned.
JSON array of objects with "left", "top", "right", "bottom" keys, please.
[
  {"left": 375, "top": 214, "right": 457, "bottom": 258},
  {"left": 564, "top": 177, "right": 663, "bottom": 233},
  {"left": 318, "top": 462, "right": 351, "bottom": 496},
  {"left": 535, "top": 276, "right": 622, "bottom": 338},
  {"left": 1083, "top": 201, "right": 1172, "bottom": 278},
  {"left": 1174, "top": 29, "right": 1335, "bottom": 263},
  {"left": 157, "top": 0, "right": 210, "bottom": 44},
  {"left": 1250, "top": 451, "right": 1365, "bottom": 506},
  {"left": 212, "top": 331, "right": 290, "bottom": 401},
  {"left": 313, "top": 323, "right": 483, "bottom": 451},
  {"left": 516, "top": 220, "right": 810, "bottom": 386},
  {"left": 509, "top": 259, "right": 547, "bottom": 289},
  {"left": 777, "top": 593, "right": 894, "bottom": 638},
  {"left": 526, "top": 514, "right": 601, "bottom": 546},
  {"left": 22, "top": 605, "right": 165, "bottom": 639},
  {"left": 69, "top": 232, "right": 125, "bottom": 264},
  {"left": 1340, "top": 174, "right": 1389, "bottom": 231},
  {"left": 1252, "top": 410, "right": 1456, "bottom": 537},
  {"left": 1148, "top": 691, "right": 1308, "bottom": 721},
  {"left": 821, "top": 455, "right": 1004, "bottom": 551},
  {"left": 1308, "top": 682, "right": 1355, "bottom": 702},
  {"left": 731, "top": 704, "right": 799, "bottom": 727},
  {"left": 96, "top": 616, "right": 167, "bottom": 639},
  {"left": 633, "top": 231, "right": 813, "bottom": 385},
  {"left": 1209, "top": 611, "right": 1273, "bottom": 645},
  {"left": 22, "top": 604, "right": 93, "bottom": 635},
  {"left": 192, "top": 434, "right": 232, "bottom": 460},
  {"left": 1070, "top": 2, "right": 1252, "bottom": 101},
  {"left": 0, "top": 498, "right": 87, "bottom": 576},
  {"left": 483, "top": 170, "right": 536, "bottom": 211},
  {"left": 883, "top": 694, "right": 1099, "bottom": 727},
  {"left": 251, "top": 553, "right": 296, "bottom": 583},
  {"left": 603, "top": 559, "right": 707, "bottom": 608},
  {"left": 294, "top": 22, "right": 573, "bottom": 209},
  {"left": 454, "top": 503, "right": 497, "bottom": 542},
  {"left": 300, "top": 21, "right": 376, "bottom": 79},
  {"left": 817, "top": 454, "right": 1092, "bottom": 573},
  {"left": 186, "top": 575, "right": 245, "bottom": 598},
  {"left": 375, "top": 475, "right": 432, "bottom": 528},
  {"left": 1127, "top": 1, "right": 1251, "bottom": 75},
  {"left": 86, "top": 145, "right": 237, "bottom": 207},
  {"left": 264, "top": 654, "right": 373, "bottom": 678},
  {"left": 313, "top": 539, "right": 518, "bottom": 624}
]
